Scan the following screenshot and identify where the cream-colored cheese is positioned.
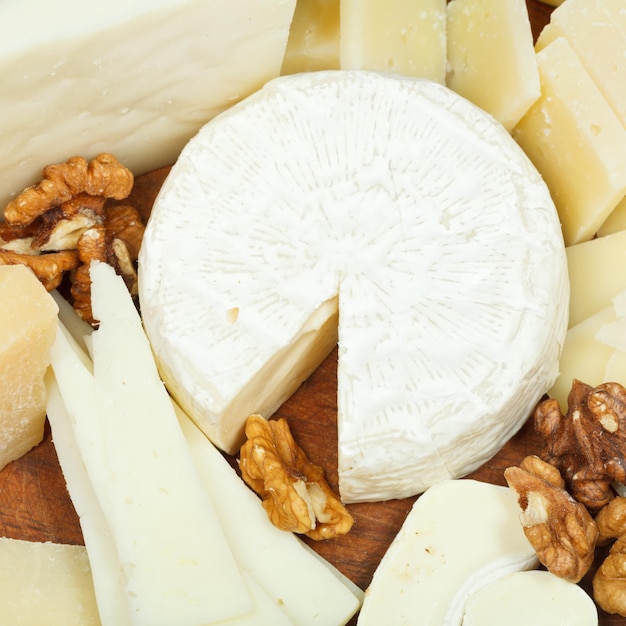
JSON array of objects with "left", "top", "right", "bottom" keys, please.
[
  {"left": 339, "top": 0, "right": 446, "bottom": 82},
  {"left": 0, "top": 265, "right": 57, "bottom": 471},
  {"left": 462, "top": 570, "right": 598, "bottom": 626},
  {"left": 598, "top": 196, "right": 626, "bottom": 237},
  {"left": 0, "top": 537, "right": 100, "bottom": 626},
  {"left": 536, "top": 0, "right": 626, "bottom": 129},
  {"left": 281, "top": 0, "right": 339, "bottom": 74},
  {"left": 512, "top": 36, "right": 626, "bottom": 246},
  {"left": 357, "top": 480, "right": 538, "bottom": 625},
  {"left": 0, "top": 0, "right": 295, "bottom": 208},
  {"left": 566, "top": 228, "right": 626, "bottom": 327},
  {"left": 49, "top": 262, "right": 250, "bottom": 626},
  {"left": 446, "top": 0, "right": 540, "bottom": 131},
  {"left": 139, "top": 70, "right": 568, "bottom": 503}
]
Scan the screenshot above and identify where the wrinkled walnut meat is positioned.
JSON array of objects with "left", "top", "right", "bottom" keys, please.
[
  {"left": 0, "top": 154, "right": 143, "bottom": 324},
  {"left": 504, "top": 455, "right": 598, "bottom": 583},
  {"left": 593, "top": 534, "right": 626, "bottom": 615},
  {"left": 534, "top": 379, "right": 626, "bottom": 512},
  {"left": 239, "top": 414, "right": 354, "bottom": 540}
]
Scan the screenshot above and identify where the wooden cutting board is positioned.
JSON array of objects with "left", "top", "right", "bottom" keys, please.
[{"left": 0, "top": 2, "right": 620, "bottom": 623}]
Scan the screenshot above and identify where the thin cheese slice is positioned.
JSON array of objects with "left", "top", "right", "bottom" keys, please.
[
  {"left": 512, "top": 36, "right": 626, "bottom": 246},
  {"left": 0, "top": 0, "right": 295, "bottom": 207},
  {"left": 446, "top": 0, "right": 540, "bottom": 131},
  {"left": 339, "top": 0, "right": 446, "bottom": 82},
  {"left": 536, "top": 0, "right": 626, "bottom": 128},
  {"left": 0, "top": 537, "right": 100, "bottom": 626},
  {"left": 139, "top": 70, "right": 568, "bottom": 503}
]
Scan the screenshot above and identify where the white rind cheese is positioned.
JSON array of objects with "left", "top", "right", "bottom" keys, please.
[
  {"left": 139, "top": 70, "right": 569, "bottom": 503},
  {"left": 0, "top": 0, "right": 295, "bottom": 207}
]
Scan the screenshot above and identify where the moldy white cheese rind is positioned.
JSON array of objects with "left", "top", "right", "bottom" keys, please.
[
  {"left": 138, "top": 70, "right": 569, "bottom": 503},
  {"left": 0, "top": 0, "right": 295, "bottom": 207}
]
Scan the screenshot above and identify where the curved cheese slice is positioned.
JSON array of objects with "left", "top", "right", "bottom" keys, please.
[{"left": 139, "top": 70, "right": 568, "bottom": 503}]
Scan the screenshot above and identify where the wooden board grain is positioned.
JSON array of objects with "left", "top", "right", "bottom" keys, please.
[{"left": 0, "top": 2, "right": 621, "bottom": 623}]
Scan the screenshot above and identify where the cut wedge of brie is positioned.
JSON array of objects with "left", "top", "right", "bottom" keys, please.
[{"left": 139, "top": 70, "right": 569, "bottom": 503}]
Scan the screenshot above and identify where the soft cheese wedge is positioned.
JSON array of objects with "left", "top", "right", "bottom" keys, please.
[
  {"left": 462, "top": 570, "right": 598, "bottom": 626},
  {"left": 0, "top": 0, "right": 296, "bottom": 207},
  {"left": 357, "top": 480, "right": 539, "bottom": 625},
  {"left": 139, "top": 70, "right": 569, "bottom": 503}
]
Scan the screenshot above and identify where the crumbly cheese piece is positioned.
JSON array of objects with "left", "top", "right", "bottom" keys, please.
[
  {"left": 536, "top": 0, "right": 626, "bottom": 128},
  {"left": 446, "top": 0, "right": 540, "bottom": 132},
  {"left": 0, "top": 537, "right": 100, "bottom": 626},
  {"left": 139, "top": 70, "right": 568, "bottom": 503},
  {"left": 339, "top": 0, "right": 446, "bottom": 82},
  {"left": 49, "top": 262, "right": 250, "bottom": 626},
  {"left": 281, "top": 0, "right": 339, "bottom": 74},
  {"left": 462, "top": 570, "right": 598, "bottom": 626},
  {"left": 0, "top": 0, "right": 295, "bottom": 207},
  {"left": 0, "top": 265, "right": 57, "bottom": 471},
  {"left": 512, "top": 36, "right": 626, "bottom": 246},
  {"left": 357, "top": 480, "right": 538, "bottom": 625},
  {"left": 566, "top": 229, "right": 626, "bottom": 327}
]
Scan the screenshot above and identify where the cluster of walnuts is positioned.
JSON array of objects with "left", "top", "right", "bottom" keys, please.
[
  {"left": 505, "top": 379, "right": 626, "bottom": 616},
  {"left": 0, "top": 153, "right": 144, "bottom": 324}
]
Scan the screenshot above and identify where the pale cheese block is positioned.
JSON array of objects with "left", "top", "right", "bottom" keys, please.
[
  {"left": 462, "top": 570, "right": 598, "bottom": 626},
  {"left": 0, "top": 536, "right": 100, "bottom": 626},
  {"left": 281, "top": 0, "right": 340, "bottom": 74},
  {"left": 598, "top": 195, "right": 626, "bottom": 237},
  {"left": 139, "top": 70, "right": 568, "bottom": 503},
  {"left": 339, "top": 0, "right": 446, "bottom": 83},
  {"left": 566, "top": 228, "right": 626, "bottom": 327},
  {"left": 0, "top": 264, "right": 58, "bottom": 471},
  {"left": 356, "top": 480, "right": 538, "bottom": 625},
  {"left": 49, "top": 262, "right": 251, "bottom": 626},
  {"left": 536, "top": 0, "right": 626, "bottom": 129},
  {"left": 0, "top": 0, "right": 296, "bottom": 208},
  {"left": 446, "top": 0, "right": 540, "bottom": 132},
  {"left": 512, "top": 36, "right": 626, "bottom": 246}
]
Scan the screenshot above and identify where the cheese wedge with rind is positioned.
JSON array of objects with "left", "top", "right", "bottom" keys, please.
[
  {"left": 139, "top": 70, "right": 568, "bottom": 503},
  {"left": 0, "top": 0, "right": 295, "bottom": 207}
]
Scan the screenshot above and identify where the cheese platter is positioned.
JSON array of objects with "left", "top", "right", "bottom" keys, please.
[{"left": 0, "top": 0, "right": 624, "bottom": 623}]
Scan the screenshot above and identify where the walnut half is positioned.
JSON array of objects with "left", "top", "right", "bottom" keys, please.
[
  {"left": 239, "top": 414, "right": 354, "bottom": 541},
  {"left": 504, "top": 455, "right": 598, "bottom": 583}
]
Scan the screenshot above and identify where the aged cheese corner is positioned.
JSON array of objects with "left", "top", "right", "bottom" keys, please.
[
  {"left": 0, "top": 0, "right": 296, "bottom": 207},
  {"left": 139, "top": 70, "right": 569, "bottom": 504}
]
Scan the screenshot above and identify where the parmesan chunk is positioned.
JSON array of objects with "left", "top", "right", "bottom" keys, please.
[
  {"left": 0, "top": 265, "right": 57, "bottom": 471},
  {"left": 139, "top": 70, "right": 568, "bottom": 503}
]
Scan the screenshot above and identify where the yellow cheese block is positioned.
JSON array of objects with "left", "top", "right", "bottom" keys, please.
[
  {"left": 513, "top": 37, "right": 626, "bottom": 246},
  {"left": 566, "top": 228, "right": 626, "bottom": 327},
  {"left": 536, "top": 0, "right": 626, "bottom": 128},
  {"left": 0, "top": 536, "right": 100, "bottom": 625},
  {"left": 281, "top": 0, "right": 339, "bottom": 74},
  {"left": 446, "top": 0, "right": 540, "bottom": 132},
  {"left": 0, "top": 265, "right": 57, "bottom": 471},
  {"left": 339, "top": 0, "right": 446, "bottom": 83},
  {"left": 598, "top": 195, "right": 626, "bottom": 237}
]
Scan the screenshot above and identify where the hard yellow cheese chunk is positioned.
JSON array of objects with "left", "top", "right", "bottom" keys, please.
[
  {"left": 281, "top": 0, "right": 339, "bottom": 74},
  {"left": 536, "top": 0, "right": 626, "bottom": 129},
  {"left": 513, "top": 37, "right": 626, "bottom": 246},
  {"left": 0, "top": 265, "right": 57, "bottom": 471},
  {"left": 0, "top": 537, "right": 100, "bottom": 626},
  {"left": 446, "top": 0, "right": 540, "bottom": 132},
  {"left": 339, "top": 0, "right": 446, "bottom": 82}
]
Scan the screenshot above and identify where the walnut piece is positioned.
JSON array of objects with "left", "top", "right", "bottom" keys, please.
[
  {"left": 534, "top": 379, "right": 626, "bottom": 511},
  {"left": 239, "top": 414, "right": 354, "bottom": 540},
  {"left": 593, "top": 534, "right": 626, "bottom": 615},
  {"left": 504, "top": 455, "right": 598, "bottom": 583},
  {"left": 4, "top": 154, "right": 133, "bottom": 226},
  {"left": 0, "top": 249, "right": 79, "bottom": 291}
]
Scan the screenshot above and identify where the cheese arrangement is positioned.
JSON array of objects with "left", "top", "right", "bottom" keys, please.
[
  {"left": 446, "top": 0, "right": 540, "bottom": 131},
  {"left": 0, "top": 0, "right": 296, "bottom": 208},
  {"left": 138, "top": 69, "right": 569, "bottom": 503},
  {"left": 357, "top": 480, "right": 539, "bottom": 625},
  {"left": 339, "top": 0, "right": 446, "bottom": 82},
  {"left": 0, "top": 265, "right": 58, "bottom": 472},
  {"left": 0, "top": 536, "right": 100, "bottom": 626}
]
